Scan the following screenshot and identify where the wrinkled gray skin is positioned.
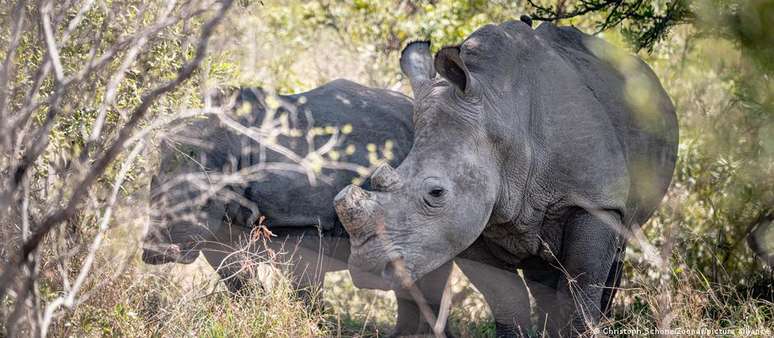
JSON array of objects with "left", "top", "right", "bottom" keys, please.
[
  {"left": 142, "top": 79, "right": 455, "bottom": 336},
  {"left": 335, "top": 20, "right": 678, "bottom": 336}
]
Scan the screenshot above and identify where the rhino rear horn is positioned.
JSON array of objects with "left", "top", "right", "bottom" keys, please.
[
  {"left": 371, "top": 162, "right": 402, "bottom": 191},
  {"left": 400, "top": 41, "right": 435, "bottom": 98}
]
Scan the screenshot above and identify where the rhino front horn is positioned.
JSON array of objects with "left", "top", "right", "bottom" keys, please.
[
  {"left": 334, "top": 185, "right": 382, "bottom": 240},
  {"left": 371, "top": 163, "right": 402, "bottom": 191}
]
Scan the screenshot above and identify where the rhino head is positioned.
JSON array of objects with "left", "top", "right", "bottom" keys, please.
[
  {"left": 142, "top": 175, "right": 204, "bottom": 265},
  {"left": 142, "top": 137, "right": 224, "bottom": 265},
  {"left": 335, "top": 21, "right": 538, "bottom": 289}
]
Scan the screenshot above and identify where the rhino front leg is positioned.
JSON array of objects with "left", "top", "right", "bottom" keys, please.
[
  {"left": 554, "top": 208, "right": 619, "bottom": 335},
  {"left": 272, "top": 235, "right": 351, "bottom": 308},
  {"left": 201, "top": 245, "right": 253, "bottom": 293},
  {"left": 392, "top": 261, "right": 454, "bottom": 337}
]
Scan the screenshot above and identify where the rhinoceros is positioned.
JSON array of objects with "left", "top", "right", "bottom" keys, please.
[
  {"left": 141, "top": 79, "right": 455, "bottom": 336},
  {"left": 334, "top": 19, "right": 678, "bottom": 336}
]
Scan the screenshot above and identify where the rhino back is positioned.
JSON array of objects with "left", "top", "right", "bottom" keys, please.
[
  {"left": 232, "top": 79, "right": 414, "bottom": 231},
  {"left": 536, "top": 24, "right": 678, "bottom": 226}
]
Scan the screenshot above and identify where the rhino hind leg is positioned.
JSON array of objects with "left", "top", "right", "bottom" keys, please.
[{"left": 600, "top": 246, "right": 626, "bottom": 318}]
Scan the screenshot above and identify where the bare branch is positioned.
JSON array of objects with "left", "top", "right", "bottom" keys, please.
[
  {"left": 37, "top": 140, "right": 146, "bottom": 337},
  {"left": 85, "top": 0, "right": 179, "bottom": 153},
  {"left": 40, "top": 1, "right": 65, "bottom": 82},
  {"left": 0, "top": 0, "right": 26, "bottom": 143},
  {"left": 0, "top": 0, "right": 235, "bottom": 304}
]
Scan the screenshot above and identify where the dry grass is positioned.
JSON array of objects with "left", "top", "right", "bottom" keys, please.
[
  {"left": 597, "top": 257, "right": 773, "bottom": 337},
  {"left": 40, "top": 218, "right": 326, "bottom": 337},
  {"left": 25, "top": 201, "right": 495, "bottom": 337},
  {"left": 35, "top": 210, "right": 771, "bottom": 338}
]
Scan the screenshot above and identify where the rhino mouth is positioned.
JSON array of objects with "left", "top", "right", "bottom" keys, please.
[
  {"left": 346, "top": 250, "right": 410, "bottom": 291},
  {"left": 141, "top": 243, "right": 199, "bottom": 265},
  {"left": 334, "top": 181, "right": 422, "bottom": 289}
]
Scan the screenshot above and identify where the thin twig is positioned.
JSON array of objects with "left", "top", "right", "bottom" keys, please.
[{"left": 0, "top": 0, "right": 235, "bottom": 304}]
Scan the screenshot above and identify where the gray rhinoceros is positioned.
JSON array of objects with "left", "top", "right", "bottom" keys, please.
[
  {"left": 141, "top": 79, "right": 454, "bottom": 336},
  {"left": 334, "top": 20, "right": 678, "bottom": 336}
]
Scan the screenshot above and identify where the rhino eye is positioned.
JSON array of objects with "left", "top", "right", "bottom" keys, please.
[
  {"left": 421, "top": 177, "right": 448, "bottom": 208},
  {"left": 428, "top": 187, "right": 445, "bottom": 198},
  {"left": 423, "top": 187, "right": 446, "bottom": 209}
]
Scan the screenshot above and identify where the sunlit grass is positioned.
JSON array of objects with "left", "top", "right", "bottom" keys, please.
[{"left": 42, "top": 207, "right": 772, "bottom": 338}]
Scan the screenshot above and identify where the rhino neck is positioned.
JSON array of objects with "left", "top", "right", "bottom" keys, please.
[{"left": 486, "top": 71, "right": 543, "bottom": 227}]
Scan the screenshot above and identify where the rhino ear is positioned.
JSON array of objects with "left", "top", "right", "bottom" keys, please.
[
  {"left": 400, "top": 41, "right": 435, "bottom": 98},
  {"left": 434, "top": 46, "right": 472, "bottom": 93}
]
